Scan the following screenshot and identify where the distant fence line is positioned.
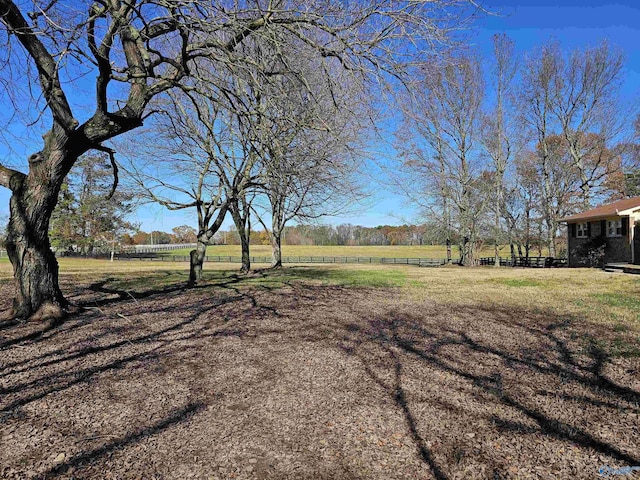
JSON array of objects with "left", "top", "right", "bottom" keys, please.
[
  {"left": 125, "top": 243, "right": 198, "bottom": 252},
  {"left": 478, "top": 256, "right": 567, "bottom": 268},
  {"left": 0, "top": 249, "right": 567, "bottom": 268},
  {"left": 0, "top": 245, "right": 197, "bottom": 256},
  {"left": 58, "top": 252, "right": 450, "bottom": 266}
]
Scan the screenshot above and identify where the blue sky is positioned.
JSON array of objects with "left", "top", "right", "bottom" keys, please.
[{"left": 1, "top": 0, "right": 639, "bottom": 232}]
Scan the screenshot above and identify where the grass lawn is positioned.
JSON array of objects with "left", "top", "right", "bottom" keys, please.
[
  {"left": 0, "top": 260, "right": 637, "bottom": 478},
  {"left": 2, "top": 258, "right": 635, "bottom": 329}
]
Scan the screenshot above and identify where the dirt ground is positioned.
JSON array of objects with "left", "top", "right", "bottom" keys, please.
[{"left": 0, "top": 270, "right": 639, "bottom": 479}]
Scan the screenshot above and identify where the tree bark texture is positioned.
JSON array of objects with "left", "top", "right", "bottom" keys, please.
[
  {"left": 229, "top": 203, "right": 250, "bottom": 274},
  {"left": 271, "top": 232, "right": 283, "bottom": 268},
  {"left": 4, "top": 154, "right": 68, "bottom": 320},
  {"left": 240, "top": 239, "right": 250, "bottom": 273},
  {"left": 188, "top": 204, "right": 228, "bottom": 286},
  {"left": 189, "top": 240, "right": 208, "bottom": 286},
  {"left": 270, "top": 209, "right": 284, "bottom": 268}
]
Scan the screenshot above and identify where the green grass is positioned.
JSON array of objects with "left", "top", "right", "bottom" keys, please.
[
  {"left": 495, "top": 278, "right": 543, "bottom": 288},
  {"left": 264, "top": 266, "right": 408, "bottom": 288},
  {"left": 591, "top": 292, "right": 640, "bottom": 311},
  {"left": 589, "top": 336, "right": 640, "bottom": 358}
]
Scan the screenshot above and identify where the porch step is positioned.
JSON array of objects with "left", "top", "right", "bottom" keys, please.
[{"left": 603, "top": 263, "right": 640, "bottom": 274}]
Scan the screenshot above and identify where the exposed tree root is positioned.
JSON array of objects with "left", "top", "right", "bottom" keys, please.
[
  {"left": 29, "top": 302, "right": 65, "bottom": 322},
  {"left": 0, "top": 308, "right": 17, "bottom": 322}
]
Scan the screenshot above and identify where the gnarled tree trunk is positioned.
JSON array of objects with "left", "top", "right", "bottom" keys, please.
[
  {"left": 188, "top": 203, "right": 228, "bottom": 286},
  {"left": 189, "top": 240, "right": 208, "bottom": 286},
  {"left": 270, "top": 209, "right": 284, "bottom": 268},
  {"left": 229, "top": 197, "right": 251, "bottom": 274},
  {"left": 3, "top": 152, "right": 69, "bottom": 320}
]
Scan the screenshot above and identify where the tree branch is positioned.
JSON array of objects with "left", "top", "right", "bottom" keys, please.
[
  {"left": 92, "top": 144, "right": 118, "bottom": 199},
  {"left": 0, "top": 0, "right": 77, "bottom": 131},
  {"left": 0, "top": 163, "right": 26, "bottom": 192}
]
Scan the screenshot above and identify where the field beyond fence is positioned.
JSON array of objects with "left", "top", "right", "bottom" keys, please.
[
  {"left": 0, "top": 245, "right": 563, "bottom": 268},
  {"left": 100, "top": 253, "right": 450, "bottom": 266}
]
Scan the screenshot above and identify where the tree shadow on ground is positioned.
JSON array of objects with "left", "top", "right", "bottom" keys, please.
[
  {"left": 0, "top": 273, "right": 289, "bottom": 478},
  {"left": 82, "top": 270, "right": 249, "bottom": 307},
  {"left": 41, "top": 402, "right": 206, "bottom": 479},
  {"left": 0, "top": 270, "right": 266, "bottom": 351},
  {"left": 0, "top": 270, "right": 284, "bottom": 411},
  {"left": 338, "top": 304, "right": 640, "bottom": 478}
]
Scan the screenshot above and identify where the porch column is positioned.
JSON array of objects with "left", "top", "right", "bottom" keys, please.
[{"left": 631, "top": 215, "right": 636, "bottom": 264}]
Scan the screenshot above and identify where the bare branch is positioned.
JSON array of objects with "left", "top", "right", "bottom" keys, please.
[
  {"left": 0, "top": 0, "right": 77, "bottom": 130},
  {"left": 0, "top": 163, "right": 26, "bottom": 191}
]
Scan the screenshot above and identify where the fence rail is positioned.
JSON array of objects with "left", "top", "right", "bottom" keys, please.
[
  {"left": 2, "top": 249, "right": 566, "bottom": 268},
  {"left": 478, "top": 256, "right": 567, "bottom": 268},
  {"left": 55, "top": 251, "right": 450, "bottom": 266},
  {"left": 124, "top": 243, "right": 198, "bottom": 253}
]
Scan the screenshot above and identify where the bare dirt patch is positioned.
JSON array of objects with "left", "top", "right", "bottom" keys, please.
[{"left": 0, "top": 271, "right": 638, "bottom": 479}]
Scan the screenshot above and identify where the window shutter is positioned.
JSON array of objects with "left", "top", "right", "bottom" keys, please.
[
  {"left": 571, "top": 223, "right": 576, "bottom": 238},
  {"left": 601, "top": 220, "right": 606, "bottom": 237},
  {"left": 587, "top": 222, "right": 592, "bottom": 238},
  {"left": 622, "top": 217, "right": 629, "bottom": 236}
]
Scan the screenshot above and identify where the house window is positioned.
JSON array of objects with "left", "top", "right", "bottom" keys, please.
[
  {"left": 576, "top": 222, "right": 588, "bottom": 238},
  {"left": 607, "top": 219, "right": 622, "bottom": 237}
]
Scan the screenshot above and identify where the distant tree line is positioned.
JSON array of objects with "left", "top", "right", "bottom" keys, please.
[
  {"left": 101, "top": 222, "right": 550, "bottom": 253},
  {"left": 282, "top": 224, "right": 428, "bottom": 246}
]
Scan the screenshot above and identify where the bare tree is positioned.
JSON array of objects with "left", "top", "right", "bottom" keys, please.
[
  {"left": 250, "top": 52, "right": 366, "bottom": 268},
  {"left": 481, "top": 34, "right": 518, "bottom": 266},
  {"left": 0, "top": 0, "right": 479, "bottom": 319},
  {"left": 518, "top": 43, "right": 563, "bottom": 257},
  {"left": 517, "top": 40, "right": 627, "bottom": 256},
  {"left": 124, "top": 85, "right": 261, "bottom": 283},
  {"left": 397, "top": 52, "right": 487, "bottom": 265},
  {"left": 395, "top": 108, "right": 454, "bottom": 263},
  {"left": 551, "top": 41, "right": 626, "bottom": 208}
]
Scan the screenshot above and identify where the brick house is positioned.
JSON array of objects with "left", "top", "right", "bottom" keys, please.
[{"left": 561, "top": 197, "right": 640, "bottom": 267}]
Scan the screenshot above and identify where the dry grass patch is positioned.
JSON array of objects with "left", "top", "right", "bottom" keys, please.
[{"left": 405, "top": 266, "right": 640, "bottom": 329}]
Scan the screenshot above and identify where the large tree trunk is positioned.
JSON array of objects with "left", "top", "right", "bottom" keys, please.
[
  {"left": 270, "top": 209, "right": 283, "bottom": 268},
  {"left": 459, "top": 237, "right": 473, "bottom": 266},
  {"left": 271, "top": 231, "right": 283, "bottom": 268},
  {"left": 188, "top": 203, "right": 228, "bottom": 285},
  {"left": 239, "top": 233, "right": 250, "bottom": 273},
  {"left": 229, "top": 203, "right": 251, "bottom": 274},
  {"left": 494, "top": 207, "right": 501, "bottom": 268},
  {"left": 4, "top": 173, "right": 67, "bottom": 321},
  {"left": 189, "top": 239, "right": 208, "bottom": 286}
]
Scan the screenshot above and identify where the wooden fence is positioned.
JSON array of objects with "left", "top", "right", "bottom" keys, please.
[
  {"left": 478, "top": 256, "right": 567, "bottom": 268},
  {"left": 2, "top": 249, "right": 566, "bottom": 268},
  {"left": 103, "top": 254, "right": 449, "bottom": 266}
]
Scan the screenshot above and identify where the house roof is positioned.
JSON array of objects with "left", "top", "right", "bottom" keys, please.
[{"left": 560, "top": 196, "right": 640, "bottom": 223}]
